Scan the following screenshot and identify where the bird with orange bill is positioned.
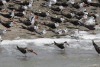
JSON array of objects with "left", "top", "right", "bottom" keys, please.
[
  {"left": 54, "top": 41, "right": 69, "bottom": 52},
  {"left": 17, "top": 46, "right": 37, "bottom": 57}
]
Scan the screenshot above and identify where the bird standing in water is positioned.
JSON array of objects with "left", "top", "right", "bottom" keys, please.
[
  {"left": 92, "top": 40, "right": 100, "bottom": 56},
  {"left": 54, "top": 41, "right": 69, "bottom": 52},
  {"left": 17, "top": 46, "right": 37, "bottom": 57}
]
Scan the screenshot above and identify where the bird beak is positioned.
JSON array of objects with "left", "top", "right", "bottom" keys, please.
[
  {"left": 83, "top": 3, "right": 86, "bottom": 6},
  {"left": 48, "top": 11, "right": 50, "bottom": 13},
  {"left": 67, "top": 42, "right": 69, "bottom": 46},
  {"left": 82, "top": 18, "right": 85, "bottom": 20},
  {"left": 1, "top": 10, "right": 4, "bottom": 12},
  {"left": 33, "top": 52, "right": 37, "bottom": 55},
  {"left": 35, "top": 16, "right": 38, "bottom": 19},
  {"left": 13, "top": 22, "right": 17, "bottom": 24},
  {"left": 98, "top": 25, "right": 100, "bottom": 27},
  {"left": 25, "top": 11, "right": 27, "bottom": 13},
  {"left": 14, "top": 10, "right": 16, "bottom": 12}
]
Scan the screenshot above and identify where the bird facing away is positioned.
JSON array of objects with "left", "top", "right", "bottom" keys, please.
[
  {"left": 92, "top": 40, "right": 100, "bottom": 56},
  {"left": 17, "top": 46, "right": 37, "bottom": 57},
  {"left": 54, "top": 41, "right": 69, "bottom": 52}
]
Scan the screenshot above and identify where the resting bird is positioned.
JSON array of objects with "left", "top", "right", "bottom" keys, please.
[
  {"left": 17, "top": 46, "right": 37, "bottom": 57},
  {"left": 54, "top": 41, "right": 69, "bottom": 52},
  {"left": 92, "top": 40, "right": 100, "bottom": 56},
  {"left": 21, "top": 25, "right": 38, "bottom": 34},
  {"left": 1, "top": 21, "right": 16, "bottom": 31}
]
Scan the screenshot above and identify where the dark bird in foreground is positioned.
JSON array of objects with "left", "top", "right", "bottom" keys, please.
[
  {"left": 54, "top": 41, "right": 69, "bottom": 52},
  {"left": 17, "top": 46, "right": 37, "bottom": 57},
  {"left": 92, "top": 40, "right": 100, "bottom": 55}
]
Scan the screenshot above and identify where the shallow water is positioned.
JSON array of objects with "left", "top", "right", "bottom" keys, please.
[{"left": 0, "top": 40, "right": 100, "bottom": 67}]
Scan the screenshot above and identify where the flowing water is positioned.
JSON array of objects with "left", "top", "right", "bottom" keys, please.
[{"left": 0, "top": 38, "right": 100, "bottom": 67}]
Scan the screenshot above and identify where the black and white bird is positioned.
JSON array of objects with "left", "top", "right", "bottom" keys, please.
[
  {"left": 50, "top": 16, "right": 65, "bottom": 23},
  {"left": 0, "top": 10, "right": 16, "bottom": 20},
  {"left": 54, "top": 41, "right": 69, "bottom": 52},
  {"left": 1, "top": 21, "right": 16, "bottom": 31},
  {"left": 43, "top": 22, "right": 59, "bottom": 29},
  {"left": 15, "top": 10, "right": 27, "bottom": 17},
  {"left": 92, "top": 40, "right": 100, "bottom": 56},
  {"left": 35, "top": 29, "right": 46, "bottom": 35},
  {"left": 0, "top": 0, "right": 6, "bottom": 6},
  {"left": 17, "top": 46, "right": 37, "bottom": 57},
  {"left": 21, "top": 25, "right": 38, "bottom": 34}
]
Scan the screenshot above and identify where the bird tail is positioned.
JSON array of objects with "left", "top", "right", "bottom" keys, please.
[
  {"left": 92, "top": 40, "right": 94, "bottom": 45},
  {"left": 54, "top": 41, "right": 57, "bottom": 45},
  {"left": 17, "top": 45, "right": 20, "bottom": 50},
  {"left": 92, "top": 40, "right": 98, "bottom": 46}
]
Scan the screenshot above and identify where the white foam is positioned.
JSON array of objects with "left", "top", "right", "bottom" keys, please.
[{"left": 1, "top": 30, "right": 100, "bottom": 50}]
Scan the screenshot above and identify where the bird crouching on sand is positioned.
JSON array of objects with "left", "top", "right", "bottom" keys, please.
[
  {"left": 17, "top": 46, "right": 37, "bottom": 57},
  {"left": 35, "top": 29, "right": 46, "bottom": 35},
  {"left": 43, "top": 22, "right": 59, "bottom": 29},
  {"left": 1, "top": 21, "right": 16, "bottom": 31}
]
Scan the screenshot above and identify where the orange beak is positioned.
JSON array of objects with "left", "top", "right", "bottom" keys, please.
[
  {"left": 31, "top": 14, "right": 32, "bottom": 15},
  {"left": 83, "top": 4, "right": 86, "bottom": 6},
  {"left": 13, "top": 22, "right": 16, "bottom": 24},
  {"left": 99, "top": 25, "right": 100, "bottom": 27},
  {"left": 14, "top": 10, "right": 16, "bottom": 12},
  {"left": 48, "top": 12, "right": 49, "bottom": 13},
  {"left": 33, "top": 52, "right": 37, "bottom": 55},
  {"left": 31, "top": 1, "right": 32, "bottom": 2},
  {"left": 35, "top": 16, "right": 38, "bottom": 19},
  {"left": 67, "top": 42, "right": 69, "bottom": 46},
  {"left": 82, "top": 18, "right": 85, "bottom": 20}
]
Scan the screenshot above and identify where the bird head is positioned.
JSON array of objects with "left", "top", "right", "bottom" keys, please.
[
  {"left": 14, "top": 10, "right": 16, "bottom": 12},
  {"left": 64, "top": 41, "right": 69, "bottom": 46},
  {"left": 30, "top": 13, "right": 33, "bottom": 15},
  {"left": 83, "top": 3, "right": 86, "bottom": 6}
]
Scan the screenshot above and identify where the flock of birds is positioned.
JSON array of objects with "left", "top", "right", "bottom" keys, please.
[{"left": 0, "top": 0, "right": 100, "bottom": 56}]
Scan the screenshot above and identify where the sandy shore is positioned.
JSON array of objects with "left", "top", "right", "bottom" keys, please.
[{"left": 0, "top": 0, "right": 100, "bottom": 40}]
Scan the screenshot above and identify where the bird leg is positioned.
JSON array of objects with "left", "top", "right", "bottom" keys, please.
[
  {"left": 98, "top": 54, "right": 99, "bottom": 56},
  {"left": 92, "top": 30, "right": 95, "bottom": 34},
  {"left": 76, "top": 26, "right": 79, "bottom": 29},
  {"left": 64, "top": 48, "right": 66, "bottom": 53},
  {"left": 25, "top": 54, "right": 26, "bottom": 57}
]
